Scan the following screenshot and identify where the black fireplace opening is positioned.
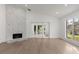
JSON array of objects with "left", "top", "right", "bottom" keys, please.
[{"left": 13, "top": 33, "right": 22, "bottom": 39}]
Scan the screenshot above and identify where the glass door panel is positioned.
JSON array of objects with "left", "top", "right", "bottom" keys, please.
[
  {"left": 74, "top": 18, "right": 79, "bottom": 41},
  {"left": 34, "top": 25, "right": 36, "bottom": 35},
  {"left": 32, "top": 23, "right": 49, "bottom": 38},
  {"left": 66, "top": 19, "right": 74, "bottom": 40},
  {"left": 38, "top": 25, "right": 43, "bottom": 34}
]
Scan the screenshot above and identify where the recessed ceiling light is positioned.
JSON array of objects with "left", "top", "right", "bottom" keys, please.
[
  {"left": 56, "top": 12, "right": 59, "bottom": 14},
  {"left": 25, "top": 4, "right": 28, "bottom": 7},
  {"left": 64, "top": 4, "right": 68, "bottom": 7}
]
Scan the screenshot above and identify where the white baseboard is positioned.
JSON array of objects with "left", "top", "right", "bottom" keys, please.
[
  {"left": 0, "top": 40, "right": 7, "bottom": 44},
  {"left": 0, "top": 37, "right": 64, "bottom": 44},
  {"left": 6, "top": 38, "right": 28, "bottom": 43}
]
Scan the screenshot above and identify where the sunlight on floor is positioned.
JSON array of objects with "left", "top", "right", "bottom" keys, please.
[{"left": 63, "top": 43, "right": 79, "bottom": 53}]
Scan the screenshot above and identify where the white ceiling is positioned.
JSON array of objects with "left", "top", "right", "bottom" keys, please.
[{"left": 27, "top": 4, "right": 79, "bottom": 18}]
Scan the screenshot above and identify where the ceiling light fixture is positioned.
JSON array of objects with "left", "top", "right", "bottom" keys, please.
[
  {"left": 56, "top": 12, "right": 59, "bottom": 14},
  {"left": 64, "top": 4, "right": 68, "bottom": 7},
  {"left": 25, "top": 4, "right": 28, "bottom": 7}
]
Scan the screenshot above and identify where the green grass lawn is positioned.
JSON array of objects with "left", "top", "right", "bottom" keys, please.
[{"left": 67, "top": 33, "right": 79, "bottom": 41}]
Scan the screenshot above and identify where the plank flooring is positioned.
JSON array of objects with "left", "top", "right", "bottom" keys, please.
[{"left": 0, "top": 38, "right": 79, "bottom": 54}]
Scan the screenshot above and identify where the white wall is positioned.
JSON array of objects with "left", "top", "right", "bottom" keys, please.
[
  {"left": 6, "top": 5, "right": 26, "bottom": 41},
  {"left": 0, "top": 5, "right": 6, "bottom": 43},
  {"left": 59, "top": 18, "right": 66, "bottom": 39},
  {"left": 26, "top": 11, "right": 60, "bottom": 38}
]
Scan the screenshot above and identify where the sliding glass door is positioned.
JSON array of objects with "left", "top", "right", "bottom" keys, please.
[
  {"left": 74, "top": 18, "right": 79, "bottom": 41},
  {"left": 66, "top": 18, "right": 79, "bottom": 41},
  {"left": 66, "top": 18, "right": 74, "bottom": 40}
]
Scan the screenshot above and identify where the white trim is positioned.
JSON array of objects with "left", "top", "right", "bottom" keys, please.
[{"left": 6, "top": 38, "right": 28, "bottom": 43}]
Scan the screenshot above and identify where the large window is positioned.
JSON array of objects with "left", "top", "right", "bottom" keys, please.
[
  {"left": 74, "top": 18, "right": 79, "bottom": 41},
  {"left": 66, "top": 18, "right": 79, "bottom": 41},
  {"left": 66, "top": 18, "right": 73, "bottom": 40}
]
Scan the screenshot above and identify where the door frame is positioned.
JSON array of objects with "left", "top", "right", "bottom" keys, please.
[{"left": 31, "top": 22, "right": 50, "bottom": 38}]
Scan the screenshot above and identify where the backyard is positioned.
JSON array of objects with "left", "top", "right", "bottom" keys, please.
[{"left": 67, "top": 32, "right": 79, "bottom": 41}]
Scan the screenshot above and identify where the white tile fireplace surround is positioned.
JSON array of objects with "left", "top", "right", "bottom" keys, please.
[
  {"left": 6, "top": 5, "right": 26, "bottom": 41},
  {"left": 0, "top": 4, "right": 26, "bottom": 43}
]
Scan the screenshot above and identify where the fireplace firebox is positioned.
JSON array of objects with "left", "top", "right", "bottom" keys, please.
[{"left": 13, "top": 33, "right": 22, "bottom": 39}]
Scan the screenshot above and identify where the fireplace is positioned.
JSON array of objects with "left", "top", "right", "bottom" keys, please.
[{"left": 13, "top": 33, "right": 22, "bottom": 39}]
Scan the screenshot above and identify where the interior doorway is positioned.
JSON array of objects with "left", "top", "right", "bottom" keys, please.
[{"left": 32, "top": 22, "right": 49, "bottom": 38}]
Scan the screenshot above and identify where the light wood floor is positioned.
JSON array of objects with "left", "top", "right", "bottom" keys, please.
[{"left": 0, "top": 38, "right": 79, "bottom": 54}]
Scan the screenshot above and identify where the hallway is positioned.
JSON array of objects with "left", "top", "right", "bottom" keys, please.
[{"left": 0, "top": 38, "right": 79, "bottom": 54}]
